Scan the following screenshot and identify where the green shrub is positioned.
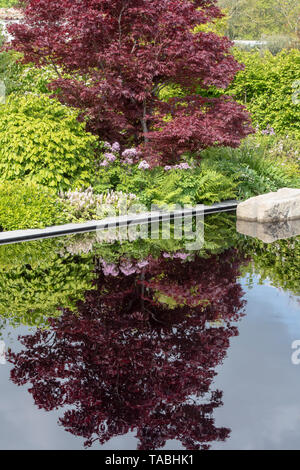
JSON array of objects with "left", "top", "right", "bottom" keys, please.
[
  {"left": 0, "top": 0, "right": 18, "bottom": 7},
  {"left": 201, "top": 136, "right": 300, "bottom": 200},
  {"left": 0, "top": 180, "right": 70, "bottom": 230},
  {"left": 227, "top": 49, "right": 300, "bottom": 136},
  {"left": 0, "top": 94, "right": 98, "bottom": 189},
  {"left": 0, "top": 51, "right": 75, "bottom": 97},
  {"left": 93, "top": 159, "right": 238, "bottom": 208},
  {"left": 139, "top": 167, "right": 237, "bottom": 207},
  {"left": 0, "top": 236, "right": 96, "bottom": 327},
  {"left": 258, "top": 134, "right": 300, "bottom": 171},
  {"left": 8, "top": 61, "right": 57, "bottom": 95}
]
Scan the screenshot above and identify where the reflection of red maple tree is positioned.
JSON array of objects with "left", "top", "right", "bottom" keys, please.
[{"left": 8, "top": 249, "right": 246, "bottom": 449}]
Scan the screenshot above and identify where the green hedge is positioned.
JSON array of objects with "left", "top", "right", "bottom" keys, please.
[
  {"left": 0, "top": 94, "right": 98, "bottom": 190},
  {"left": 0, "top": 180, "right": 70, "bottom": 230}
]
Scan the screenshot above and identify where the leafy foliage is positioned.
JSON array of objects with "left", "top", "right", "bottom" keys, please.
[
  {"left": 201, "top": 136, "right": 300, "bottom": 200},
  {"left": 0, "top": 94, "right": 99, "bottom": 189},
  {"left": 0, "top": 51, "right": 23, "bottom": 95},
  {"left": 0, "top": 236, "right": 96, "bottom": 327},
  {"left": 0, "top": 0, "right": 18, "bottom": 7},
  {"left": 138, "top": 167, "right": 237, "bottom": 207},
  {"left": 92, "top": 150, "right": 238, "bottom": 207},
  {"left": 0, "top": 180, "right": 70, "bottom": 230},
  {"left": 219, "top": 0, "right": 300, "bottom": 41},
  {"left": 242, "top": 235, "right": 300, "bottom": 296},
  {"left": 227, "top": 49, "right": 300, "bottom": 136}
]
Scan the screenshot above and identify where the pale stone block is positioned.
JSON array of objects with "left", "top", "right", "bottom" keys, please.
[{"left": 237, "top": 188, "right": 300, "bottom": 222}]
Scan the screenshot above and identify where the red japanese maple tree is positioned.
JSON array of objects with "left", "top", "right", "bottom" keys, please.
[{"left": 8, "top": 0, "right": 253, "bottom": 165}]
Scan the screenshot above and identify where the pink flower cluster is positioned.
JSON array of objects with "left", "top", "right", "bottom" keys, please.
[
  {"left": 101, "top": 258, "right": 150, "bottom": 277},
  {"left": 164, "top": 162, "right": 192, "bottom": 171},
  {"left": 162, "top": 251, "right": 190, "bottom": 260},
  {"left": 100, "top": 142, "right": 120, "bottom": 166},
  {"left": 122, "top": 148, "right": 139, "bottom": 165},
  {"left": 100, "top": 142, "right": 141, "bottom": 167}
]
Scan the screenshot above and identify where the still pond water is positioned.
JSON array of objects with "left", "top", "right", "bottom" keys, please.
[{"left": 0, "top": 214, "right": 299, "bottom": 450}]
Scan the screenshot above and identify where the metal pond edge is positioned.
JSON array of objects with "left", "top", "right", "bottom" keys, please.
[{"left": 0, "top": 200, "right": 238, "bottom": 245}]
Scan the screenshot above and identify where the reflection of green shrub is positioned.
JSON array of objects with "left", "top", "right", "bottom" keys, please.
[
  {"left": 0, "top": 94, "right": 98, "bottom": 190},
  {"left": 0, "top": 237, "right": 96, "bottom": 327},
  {"left": 241, "top": 236, "right": 300, "bottom": 296},
  {"left": 62, "top": 212, "right": 239, "bottom": 262},
  {"left": 0, "top": 213, "right": 239, "bottom": 327},
  {"left": 0, "top": 180, "right": 70, "bottom": 230}
]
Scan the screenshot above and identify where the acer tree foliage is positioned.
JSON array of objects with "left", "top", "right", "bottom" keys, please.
[
  {"left": 8, "top": 0, "right": 253, "bottom": 165},
  {"left": 9, "top": 250, "right": 246, "bottom": 449}
]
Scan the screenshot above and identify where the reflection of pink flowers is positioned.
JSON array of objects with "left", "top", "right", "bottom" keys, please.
[
  {"left": 102, "top": 261, "right": 119, "bottom": 277},
  {"left": 120, "top": 260, "right": 136, "bottom": 276},
  {"left": 163, "top": 251, "right": 190, "bottom": 260},
  {"left": 137, "top": 260, "right": 149, "bottom": 269},
  {"left": 174, "top": 252, "right": 189, "bottom": 260}
]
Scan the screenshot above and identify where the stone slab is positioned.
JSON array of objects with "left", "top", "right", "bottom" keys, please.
[{"left": 237, "top": 188, "right": 300, "bottom": 223}]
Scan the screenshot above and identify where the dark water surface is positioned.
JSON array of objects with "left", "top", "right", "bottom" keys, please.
[{"left": 0, "top": 217, "right": 299, "bottom": 450}]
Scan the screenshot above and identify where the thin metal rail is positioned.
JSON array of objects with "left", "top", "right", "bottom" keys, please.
[{"left": 0, "top": 200, "right": 238, "bottom": 245}]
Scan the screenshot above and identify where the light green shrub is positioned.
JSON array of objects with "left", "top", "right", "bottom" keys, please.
[
  {"left": 227, "top": 49, "right": 300, "bottom": 136},
  {"left": 0, "top": 179, "right": 71, "bottom": 230},
  {"left": 0, "top": 94, "right": 98, "bottom": 189},
  {"left": 0, "top": 0, "right": 18, "bottom": 7}
]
